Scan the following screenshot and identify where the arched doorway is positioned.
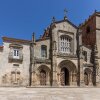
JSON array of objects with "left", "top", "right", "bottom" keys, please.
[
  {"left": 84, "top": 72, "right": 89, "bottom": 85},
  {"left": 61, "top": 67, "right": 69, "bottom": 86},
  {"left": 84, "top": 68, "right": 92, "bottom": 86},
  {"left": 40, "top": 70, "right": 46, "bottom": 85},
  {"left": 37, "top": 65, "right": 50, "bottom": 86},
  {"left": 58, "top": 60, "right": 77, "bottom": 86}
]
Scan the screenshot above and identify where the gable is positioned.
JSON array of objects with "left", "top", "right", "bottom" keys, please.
[
  {"left": 55, "top": 19, "right": 78, "bottom": 29},
  {"left": 54, "top": 19, "right": 78, "bottom": 34}
]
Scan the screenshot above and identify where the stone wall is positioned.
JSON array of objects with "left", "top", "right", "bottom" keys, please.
[
  {"left": 34, "top": 39, "right": 50, "bottom": 59},
  {"left": 0, "top": 42, "right": 30, "bottom": 86}
]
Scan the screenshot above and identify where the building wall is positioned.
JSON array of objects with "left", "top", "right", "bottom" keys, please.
[
  {"left": 96, "top": 15, "right": 100, "bottom": 85},
  {"left": 50, "top": 21, "right": 78, "bottom": 86},
  {"left": 0, "top": 42, "right": 30, "bottom": 86},
  {"left": 96, "top": 16, "right": 100, "bottom": 57},
  {"left": 34, "top": 39, "right": 50, "bottom": 59},
  {"left": 0, "top": 13, "right": 100, "bottom": 87},
  {"left": 81, "top": 16, "right": 96, "bottom": 45},
  {"left": 52, "top": 21, "right": 77, "bottom": 55}
]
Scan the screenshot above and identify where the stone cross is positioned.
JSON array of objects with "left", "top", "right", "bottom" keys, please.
[
  {"left": 64, "top": 9, "right": 68, "bottom": 17},
  {"left": 52, "top": 16, "right": 56, "bottom": 23}
]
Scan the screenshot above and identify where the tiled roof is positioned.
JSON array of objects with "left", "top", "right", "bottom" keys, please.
[{"left": 2, "top": 37, "right": 31, "bottom": 44}]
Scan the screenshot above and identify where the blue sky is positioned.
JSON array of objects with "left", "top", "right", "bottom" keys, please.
[{"left": 0, "top": 0, "right": 100, "bottom": 44}]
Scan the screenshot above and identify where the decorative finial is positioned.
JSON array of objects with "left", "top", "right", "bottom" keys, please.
[
  {"left": 52, "top": 16, "right": 56, "bottom": 23},
  {"left": 95, "top": 9, "right": 97, "bottom": 13},
  {"left": 32, "top": 32, "right": 35, "bottom": 36},
  {"left": 32, "top": 32, "right": 35, "bottom": 42},
  {"left": 40, "top": 35, "right": 42, "bottom": 39},
  {"left": 64, "top": 8, "right": 68, "bottom": 20},
  {"left": 44, "top": 29, "right": 46, "bottom": 32}
]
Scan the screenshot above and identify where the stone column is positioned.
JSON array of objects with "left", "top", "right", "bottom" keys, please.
[
  {"left": 46, "top": 73, "right": 50, "bottom": 86},
  {"left": 72, "top": 71, "right": 77, "bottom": 86},
  {"left": 52, "top": 66, "right": 58, "bottom": 86},
  {"left": 89, "top": 73, "right": 93, "bottom": 86},
  {"left": 52, "top": 47, "right": 58, "bottom": 86},
  {"left": 32, "top": 72, "right": 36, "bottom": 86},
  {"left": 57, "top": 73, "right": 60, "bottom": 86},
  {"left": 70, "top": 72, "right": 73, "bottom": 86},
  {"left": 49, "top": 25, "right": 58, "bottom": 86},
  {"left": 80, "top": 59, "right": 85, "bottom": 87}
]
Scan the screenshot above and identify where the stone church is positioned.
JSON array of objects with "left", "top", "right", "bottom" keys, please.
[{"left": 0, "top": 11, "right": 100, "bottom": 87}]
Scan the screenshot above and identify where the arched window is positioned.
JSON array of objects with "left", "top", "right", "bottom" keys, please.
[
  {"left": 84, "top": 68, "right": 92, "bottom": 86},
  {"left": 60, "top": 35, "right": 71, "bottom": 53},
  {"left": 41, "top": 45, "right": 47, "bottom": 58},
  {"left": 82, "top": 51, "right": 87, "bottom": 61}
]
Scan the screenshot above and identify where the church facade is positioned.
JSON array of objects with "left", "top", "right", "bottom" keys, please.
[{"left": 0, "top": 11, "right": 100, "bottom": 87}]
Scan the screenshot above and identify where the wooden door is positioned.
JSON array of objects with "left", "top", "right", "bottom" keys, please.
[
  {"left": 40, "top": 70, "right": 46, "bottom": 85},
  {"left": 60, "top": 71, "right": 65, "bottom": 86}
]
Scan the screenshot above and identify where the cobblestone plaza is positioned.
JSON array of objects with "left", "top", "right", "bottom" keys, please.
[{"left": 0, "top": 87, "right": 99, "bottom": 100}]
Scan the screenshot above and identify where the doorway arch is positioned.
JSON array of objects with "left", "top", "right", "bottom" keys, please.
[
  {"left": 58, "top": 60, "right": 77, "bottom": 86},
  {"left": 37, "top": 65, "right": 50, "bottom": 86},
  {"left": 40, "top": 70, "right": 46, "bottom": 85},
  {"left": 84, "top": 68, "right": 92, "bottom": 86},
  {"left": 61, "top": 67, "right": 69, "bottom": 86}
]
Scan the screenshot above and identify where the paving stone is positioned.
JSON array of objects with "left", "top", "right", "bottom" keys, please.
[{"left": 0, "top": 88, "right": 99, "bottom": 100}]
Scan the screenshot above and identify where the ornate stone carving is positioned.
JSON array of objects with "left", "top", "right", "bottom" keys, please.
[
  {"left": 2, "top": 71, "right": 23, "bottom": 86},
  {"left": 35, "top": 58, "right": 51, "bottom": 64}
]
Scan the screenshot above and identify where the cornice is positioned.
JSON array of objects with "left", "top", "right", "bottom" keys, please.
[{"left": 2, "top": 37, "right": 31, "bottom": 44}]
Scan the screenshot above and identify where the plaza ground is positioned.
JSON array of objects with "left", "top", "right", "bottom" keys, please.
[{"left": 0, "top": 87, "right": 100, "bottom": 100}]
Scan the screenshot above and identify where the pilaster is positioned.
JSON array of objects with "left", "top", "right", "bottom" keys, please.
[{"left": 80, "top": 59, "right": 85, "bottom": 87}]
